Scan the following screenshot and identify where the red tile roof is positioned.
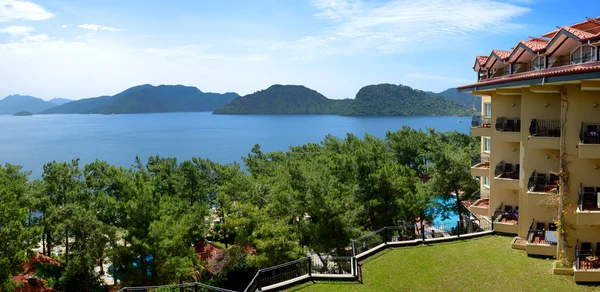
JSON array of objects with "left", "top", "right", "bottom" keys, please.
[
  {"left": 492, "top": 50, "right": 511, "bottom": 60},
  {"left": 520, "top": 39, "right": 548, "bottom": 52},
  {"left": 561, "top": 26, "right": 597, "bottom": 40},
  {"left": 457, "top": 61, "right": 600, "bottom": 90},
  {"left": 476, "top": 56, "right": 488, "bottom": 66}
]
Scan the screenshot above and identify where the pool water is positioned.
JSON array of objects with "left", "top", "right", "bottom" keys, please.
[{"left": 427, "top": 196, "right": 460, "bottom": 227}]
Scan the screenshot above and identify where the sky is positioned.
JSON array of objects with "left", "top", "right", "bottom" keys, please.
[{"left": 0, "top": 0, "right": 595, "bottom": 100}]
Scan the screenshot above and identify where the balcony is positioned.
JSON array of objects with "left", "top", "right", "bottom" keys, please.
[
  {"left": 579, "top": 123, "right": 600, "bottom": 159},
  {"left": 494, "top": 161, "right": 519, "bottom": 190},
  {"left": 574, "top": 241, "right": 600, "bottom": 282},
  {"left": 527, "top": 170, "right": 559, "bottom": 194},
  {"left": 471, "top": 153, "right": 490, "bottom": 177},
  {"left": 525, "top": 219, "right": 557, "bottom": 257},
  {"left": 471, "top": 115, "right": 491, "bottom": 137},
  {"left": 576, "top": 184, "right": 600, "bottom": 226},
  {"left": 465, "top": 190, "right": 489, "bottom": 217},
  {"left": 528, "top": 119, "right": 560, "bottom": 149},
  {"left": 492, "top": 203, "right": 518, "bottom": 234},
  {"left": 495, "top": 117, "right": 521, "bottom": 142}
]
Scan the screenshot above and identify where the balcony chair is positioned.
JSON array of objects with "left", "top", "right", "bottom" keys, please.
[
  {"left": 534, "top": 222, "right": 545, "bottom": 240},
  {"left": 584, "top": 125, "right": 600, "bottom": 144},
  {"left": 536, "top": 174, "right": 547, "bottom": 191},
  {"left": 504, "top": 163, "right": 513, "bottom": 178},
  {"left": 581, "top": 242, "right": 593, "bottom": 255},
  {"left": 505, "top": 119, "right": 515, "bottom": 132},
  {"left": 583, "top": 188, "right": 597, "bottom": 210},
  {"left": 516, "top": 119, "right": 521, "bottom": 132},
  {"left": 511, "top": 164, "right": 520, "bottom": 179},
  {"left": 511, "top": 206, "right": 519, "bottom": 220},
  {"left": 548, "top": 223, "right": 557, "bottom": 231}
]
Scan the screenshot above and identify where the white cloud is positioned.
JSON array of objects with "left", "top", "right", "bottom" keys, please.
[
  {"left": 276, "top": 0, "right": 530, "bottom": 57},
  {"left": 61, "top": 24, "right": 68, "bottom": 28},
  {"left": 77, "top": 24, "right": 121, "bottom": 32},
  {"left": 0, "top": 25, "right": 33, "bottom": 35},
  {"left": 0, "top": 0, "right": 54, "bottom": 22},
  {"left": 78, "top": 24, "right": 101, "bottom": 30},
  {"left": 407, "top": 73, "right": 473, "bottom": 84},
  {"left": 21, "top": 32, "right": 46, "bottom": 41}
]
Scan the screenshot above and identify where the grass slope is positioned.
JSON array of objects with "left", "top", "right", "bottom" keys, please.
[{"left": 291, "top": 235, "right": 599, "bottom": 292}]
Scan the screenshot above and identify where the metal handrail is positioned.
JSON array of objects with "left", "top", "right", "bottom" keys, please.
[
  {"left": 529, "top": 119, "right": 561, "bottom": 137},
  {"left": 472, "top": 115, "right": 491, "bottom": 127},
  {"left": 471, "top": 152, "right": 490, "bottom": 167},
  {"left": 495, "top": 117, "right": 521, "bottom": 132},
  {"left": 580, "top": 122, "right": 600, "bottom": 144}
]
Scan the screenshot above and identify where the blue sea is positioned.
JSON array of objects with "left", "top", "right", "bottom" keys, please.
[{"left": 0, "top": 113, "right": 470, "bottom": 177}]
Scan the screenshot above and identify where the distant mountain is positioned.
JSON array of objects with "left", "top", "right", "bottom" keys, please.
[
  {"left": 49, "top": 98, "right": 72, "bottom": 106},
  {"left": 214, "top": 85, "right": 352, "bottom": 115},
  {"left": 435, "top": 88, "right": 481, "bottom": 111},
  {"left": 0, "top": 95, "right": 56, "bottom": 115},
  {"left": 341, "top": 84, "right": 473, "bottom": 116},
  {"left": 40, "top": 84, "right": 239, "bottom": 115}
]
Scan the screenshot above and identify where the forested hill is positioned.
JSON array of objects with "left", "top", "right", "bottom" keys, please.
[
  {"left": 40, "top": 84, "right": 239, "bottom": 114},
  {"left": 213, "top": 84, "right": 352, "bottom": 114},
  {"left": 435, "top": 88, "right": 481, "bottom": 111},
  {"left": 341, "top": 84, "right": 473, "bottom": 116}
]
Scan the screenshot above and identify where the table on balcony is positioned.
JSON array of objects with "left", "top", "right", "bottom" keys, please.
[{"left": 545, "top": 231, "right": 558, "bottom": 245}]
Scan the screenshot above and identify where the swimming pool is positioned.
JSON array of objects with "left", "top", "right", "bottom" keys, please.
[{"left": 426, "top": 195, "right": 459, "bottom": 227}]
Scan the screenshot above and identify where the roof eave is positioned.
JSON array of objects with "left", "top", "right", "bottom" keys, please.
[{"left": 457, "top": 68, "right": 600, "bottom": 92}]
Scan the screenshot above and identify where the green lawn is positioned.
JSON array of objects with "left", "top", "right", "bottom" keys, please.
[{"left": 289, "top": 235, "right": 600, "bottom": 292}]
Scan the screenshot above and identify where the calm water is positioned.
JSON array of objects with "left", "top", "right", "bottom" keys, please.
[{"left": 1, "top": 113, "right": 470, "bottom": 177}]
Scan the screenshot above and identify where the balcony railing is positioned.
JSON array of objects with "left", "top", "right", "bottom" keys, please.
[
  {"left": 527, "top": 170, "right": 558, "bottom": 193},
  {"left": 529, "top": 119, "right": 561, "bottom": 137},
  {"left": 495, "top": 117, "right": 521, "bottom": 132},
  {"left": 493, "top": 203, "right": 519, "bottom": 224},
  {"left": 494, "top": 161, "right": 519, "bottom": 179},
  {"left": 578, "top": 183, "right": 600, "bottom": 211},
  {"left": 472, "top": 115, "right": 491, "bottom": 128},
  {"left": 575, "top": 240, "right": 600, "bottom": 271},
  {"left": 471, "top": 152, "right": 490, "bottom": 167},
  {"left": 527, "top": 219, "right": 557, "bottom": 245},
  {"left": 580, "top": 123, "right": 600, "bottom": 144},
  {"left": 482, "top": 58, "right": 599, "bottom": 82}
]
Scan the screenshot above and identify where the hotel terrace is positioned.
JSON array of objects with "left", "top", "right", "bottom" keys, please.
[{"left": 458, "top": 17, "right": 600, "bottom": 282}]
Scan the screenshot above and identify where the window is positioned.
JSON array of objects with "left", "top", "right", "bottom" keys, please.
[
  {"left": 484, "top": 103, "right": 491, "bottom": 117},
  {"left": 572, "top": 45, "right": 595, "bottom": 64},
  {"left": 532, "top": 55, "right": 545, "bottom": 70},
  {"left": 504, "top": 64, "right": 511, "bottom": 75},
  {"left": 483, "top": 176, "right": 490, "bottom": 188},
  {"left": 513, "top": 63, "right": 522, "bottom": 73},
  {"left": 484, "top": 137, "right": 491, "bottom": 153}
]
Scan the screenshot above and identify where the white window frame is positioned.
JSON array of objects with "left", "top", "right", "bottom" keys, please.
[
  {"left": 571, "top": 45, "right": 596, "bottom": 65},
  {"left": 484, "top": 103, "right": 491, "bottom": 117},
  {"left": 483, "top": 176, "right": 490, "bottom": 188},
  {"left": 483, "top": 137, "right": 491, "bottom": 153},
  {"left": 504, "top": 64, "right": 511, "bottom": 75},
  {"left": 532, "top": 55, "right": 545, "bottom": 70}
]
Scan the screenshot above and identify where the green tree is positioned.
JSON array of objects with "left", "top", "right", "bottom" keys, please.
[{"left": 0, "top": 164, "right": 39, "bottom": 290}]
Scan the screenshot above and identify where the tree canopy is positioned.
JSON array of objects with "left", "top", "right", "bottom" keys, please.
[{"left": 0, "top": 127, "right": 478, "bottom": 291}]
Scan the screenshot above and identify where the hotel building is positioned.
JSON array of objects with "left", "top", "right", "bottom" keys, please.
[{"left": 458, "top": 17, "right": 600, "bottom": 282}]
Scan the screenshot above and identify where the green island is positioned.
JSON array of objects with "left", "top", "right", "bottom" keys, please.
[
  {"left": 12, "top": 111, "right": 33, "bottom": 116},
  {"left": 2, "top": 83, "right": 477, "bottom": 116},
  {"left": 38, "top": 84, "right": 239, "bottom": 115},
  {"left": 0, "top": 127, "right": 480, "bottom": 291},
  {"left": 215, "top": 84, "right": 474, "bottom": 116}
]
